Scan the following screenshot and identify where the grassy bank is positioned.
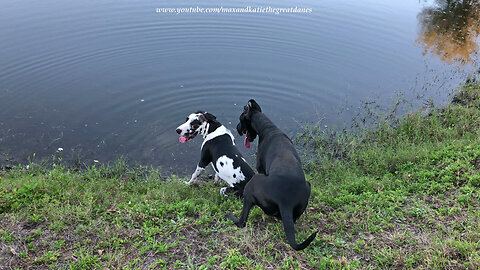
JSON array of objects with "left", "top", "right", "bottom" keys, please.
[{"left": 1, "top": 84, "right": 480, "bottom": 269}]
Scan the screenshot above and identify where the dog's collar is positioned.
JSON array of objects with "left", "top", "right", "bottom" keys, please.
[{"left": 201, "top": 125, "right": 235, "bottom": 149}]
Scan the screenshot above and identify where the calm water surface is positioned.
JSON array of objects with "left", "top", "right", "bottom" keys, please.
[{"left": 1, "top": 0, "right": 479, "bottom": 174}]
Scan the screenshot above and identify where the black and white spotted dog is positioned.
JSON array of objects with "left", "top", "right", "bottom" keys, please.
[{"left": 176, "top": 111, "right": 255, "bottom": 197}]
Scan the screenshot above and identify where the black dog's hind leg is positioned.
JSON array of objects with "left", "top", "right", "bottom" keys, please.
[
  {"left": 226, "top": 198, "right": 254, "bottom": 227},
  {"left": 226, "top": 174, "right": 263, "bottom": 227}
]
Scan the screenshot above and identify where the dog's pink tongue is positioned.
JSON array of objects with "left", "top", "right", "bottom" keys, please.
[
  {"left": 179, "top": 136, "right": 187, "bottom": 143},
  {"left": 244, "top": 132, "right": 250, "bottom": 148}
]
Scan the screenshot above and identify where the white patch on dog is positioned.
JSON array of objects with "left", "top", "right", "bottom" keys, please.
[
  {"left": 215, "top": 155, "right": 245, "bottom": 187},
  {"left": 201, "top": 125, "right": 235, "bottom": 149},
  {"left": 220, "top": 187, "right": 228, "bottom": 196}
]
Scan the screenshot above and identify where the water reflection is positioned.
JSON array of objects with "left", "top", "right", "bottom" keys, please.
[{"left": 417, "top": 0, "right": 480, "bottom": 65}]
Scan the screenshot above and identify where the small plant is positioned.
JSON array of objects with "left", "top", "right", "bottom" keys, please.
[
  {"left": 0, "top": 229, "right": 15, "bottom": 244},
  {"left": 33, "top": 250, "right": 60, "bottom": 266},
  {"left": 220, "top": 250, "right": 254, "bottom": 269},
  {"left": 70, "top": 248, "right": 101, "bottom": 269}
]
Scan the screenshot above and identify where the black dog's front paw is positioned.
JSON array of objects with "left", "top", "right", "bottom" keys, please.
[
  {"left": 225, "top": 213, "right": 244, "bottom": 227},
  {"left": 225, "top": 213, "right": 238, "bottom": 223}
]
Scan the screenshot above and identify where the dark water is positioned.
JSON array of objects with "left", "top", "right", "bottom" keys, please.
[{"left": 1, "top": 0, "right": 479, "bottom": 174}]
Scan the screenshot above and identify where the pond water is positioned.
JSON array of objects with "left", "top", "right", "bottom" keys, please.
[{"left": 1, "top": 0, "right": 479, "bottom": 174}]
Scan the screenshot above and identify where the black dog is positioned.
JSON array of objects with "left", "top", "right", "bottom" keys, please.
[
  {"left": 226, "top": 100, "right": 317, "bottom": 251},
  {"left": 176, "top": 111, "right": 255, "bottom": 197}
]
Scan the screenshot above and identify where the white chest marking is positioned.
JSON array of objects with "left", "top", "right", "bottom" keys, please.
[{"left": 201, "top": 125, "right": 235, "bottom": 149}]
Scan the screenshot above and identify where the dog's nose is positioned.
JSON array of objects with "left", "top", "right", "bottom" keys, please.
[{"left": 176, "top": 128, "right": 182, "bottom": 134}]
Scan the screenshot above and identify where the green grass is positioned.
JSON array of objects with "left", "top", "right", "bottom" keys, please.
[{"left": 1, "top": 83, "right": 480, "bottom": 269}]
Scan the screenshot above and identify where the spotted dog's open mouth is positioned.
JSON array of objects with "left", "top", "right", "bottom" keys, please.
[{"left": 179, "top": 132, "right": 198, "bottom": 143}]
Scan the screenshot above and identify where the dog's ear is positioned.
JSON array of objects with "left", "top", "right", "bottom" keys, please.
[
  {"left": 203, "top": 112, "right": 217, "bottom": 123},
  {"left": 195, "top": 111, "right": 207, "bottom": 122},
  {"left": 248, "top": 99, "right": 262, "bottom": 112},
  {"left": 241, "top": 104, "right": 252, "bottom": 121},
  {"left": 243, "top": 105, "right": 249, "bottom": 115}
]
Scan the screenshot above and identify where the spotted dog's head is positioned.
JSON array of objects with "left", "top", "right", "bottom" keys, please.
[
  {"left": 176, "top": 111, "right": 218, "bottom": 143},
  {"left": 237, "top": 99, "right": 261, "bottom": 148}
]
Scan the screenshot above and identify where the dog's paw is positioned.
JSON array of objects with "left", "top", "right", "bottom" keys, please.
[
  {"left": 220, "top": 187, "right": 228, "bottom": 196},
  {"left": 225, "top": 213, "right": 236, "bottom": 222},
  {"left": 214, "top": 173, "right": 222, "bottom": 184},
  {"left": 185, "top": 177, "right": 198, "bottom": 185},
  {"left": 225, "top": 213, "right": 243, "bottom": 227}
]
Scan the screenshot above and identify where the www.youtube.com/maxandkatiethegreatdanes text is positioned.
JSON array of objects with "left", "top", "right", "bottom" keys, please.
[{"left": 155, "top": 6, "right": 313, "bottom": 15}]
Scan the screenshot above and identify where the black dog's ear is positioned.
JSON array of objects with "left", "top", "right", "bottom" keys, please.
[
  {"left": 248, "top": 99, "right": 262, "bottom": 112},
  {"left": 243, "top": 105, "right": 249, "bottom": 115}
]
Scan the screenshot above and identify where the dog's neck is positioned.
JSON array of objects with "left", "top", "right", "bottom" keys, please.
[
  {"left": 207, "top": 121, "right": 221, "bottom": 135},
  {"left": 197, "top": 122, "right": 210, "bottom": 138},
  {"left": 197, "top": 121, "right": 222, "bottom": 139},
  {"left": 201, "top": 124, "right": 235, "bottom": 149},
  {"left": 251, "top": 113, "right": 279, "bottom": 136}
]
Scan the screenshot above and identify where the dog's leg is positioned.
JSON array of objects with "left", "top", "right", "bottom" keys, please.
[
  {"left": 226, "top": 175, "right": 262, "bottom": 226},
  {"left": 225, "top": 174, "right": 265, "bottom": 225},
  {"left": 226, "top": 198, "right": 254, "bottom": 227},
  {"left": 185, "top": 150, "right": 211, "bottom": 185},
  {"left": 214, "top": 173, "right": 222, "bottom": 184},
  {"left": 220, "top": 187, "right": 239, "bottom": 197},
  {"left": 185, "top": 166, "right": 205, "bottom": 185}
]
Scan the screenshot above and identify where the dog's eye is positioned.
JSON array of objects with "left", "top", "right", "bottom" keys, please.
[{"left": 191, "top": 119, "right": 201, "bottom": 128}]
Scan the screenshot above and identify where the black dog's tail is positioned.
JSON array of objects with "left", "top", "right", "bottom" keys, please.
[{"left": 280, "top": 207, "right": 317, "bottom": 251}]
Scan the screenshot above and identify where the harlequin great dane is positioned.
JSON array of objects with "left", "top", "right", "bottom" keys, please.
[
  {"left": 226, "top": 100, "right": 317, "bottom": 251},
  {"left": 176, "top": 111, "right": 255, "bottom": 197}
]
